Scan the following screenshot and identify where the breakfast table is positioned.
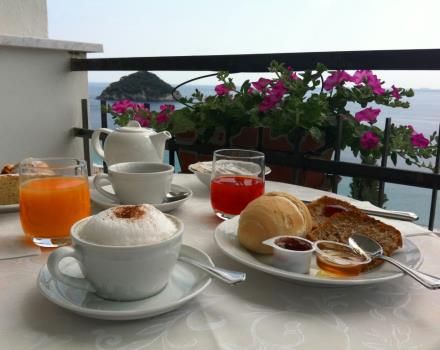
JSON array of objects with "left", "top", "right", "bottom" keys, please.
[{"left": 1, "top": 173, "right": 440, "bottom": 350}]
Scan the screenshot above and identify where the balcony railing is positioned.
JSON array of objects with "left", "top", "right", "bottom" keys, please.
[{"left": 71, "top": 49, "right": 440, "bottom": 230}]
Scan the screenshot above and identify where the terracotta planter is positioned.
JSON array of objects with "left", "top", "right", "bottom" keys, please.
[
  {"left": 175, "top": 127, "right": 333, "bottom": 190},
  {"left": 175, "top": 130, "right": 211, "bottom": 172}
]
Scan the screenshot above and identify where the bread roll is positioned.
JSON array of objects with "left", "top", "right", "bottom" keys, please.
[{"left": 237, "top": 192, "right": 313, "bottom": 254}]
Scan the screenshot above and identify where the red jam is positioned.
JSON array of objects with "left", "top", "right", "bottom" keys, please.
[
  {"left": 274, "top": 237, "right": 312, "bottom": 251},
  {"left": 324, "top": 204, "right": 348, "bottom": 217}
]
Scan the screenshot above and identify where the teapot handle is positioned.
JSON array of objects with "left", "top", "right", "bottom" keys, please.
[{"left": 91, "top": 128, "right": 113, "bottom": 161}]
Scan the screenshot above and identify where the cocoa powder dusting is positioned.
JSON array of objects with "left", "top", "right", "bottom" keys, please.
[{"left": 112, "top": 205, "right": 146, "bottom": 220}]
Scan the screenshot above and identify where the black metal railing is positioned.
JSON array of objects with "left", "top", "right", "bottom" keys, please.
[{"left": 71, "top": 49, "right": 440, "bottom": 230}]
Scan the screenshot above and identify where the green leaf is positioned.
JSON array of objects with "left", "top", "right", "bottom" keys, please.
[
  {"left": 309, "top": 127, "right": 321, "bottom": 141},
  {"left": 391, "top": 152, "right": 398, "bottom": 166}
]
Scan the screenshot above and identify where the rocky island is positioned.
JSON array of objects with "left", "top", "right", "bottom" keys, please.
[{"left": 98, "top": 71, "right": 181, "bottom": 102}]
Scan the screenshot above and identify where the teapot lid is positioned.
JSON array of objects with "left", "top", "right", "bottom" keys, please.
[{"left": 118, "top": 120, "right": 156, "bottom": 134}]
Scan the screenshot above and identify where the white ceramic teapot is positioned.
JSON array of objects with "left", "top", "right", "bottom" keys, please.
[{"left": 91, "top": 121, "right": 172, "bottom": 166}]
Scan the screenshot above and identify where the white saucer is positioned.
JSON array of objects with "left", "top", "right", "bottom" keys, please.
[
  {"left": 0, "top": 203, "right": 19, "bottom": 213},
  {"left": 90, "top": 183, "right": 193, "bottom": 212},
  {"left": 38, "top": 244, "right": 212, "bottom": 320}
]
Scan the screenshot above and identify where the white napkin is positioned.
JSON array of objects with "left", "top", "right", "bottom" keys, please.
[
  {"left": 0, "top": 213, "right": 41, "bottom": 259},
  {"left": 0, "top": 234, "right": 40, "bottom": 260}
]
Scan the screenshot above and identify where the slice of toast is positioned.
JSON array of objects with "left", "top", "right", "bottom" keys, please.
[
  {"left": 306, "top": 210, "right": 402, "bottom": 269},
  {"left": 307, "top": 196, "right": 361, "bottom": 229},
  {"left": 0, "top": 174, "right": 19, "bottom": 205}
]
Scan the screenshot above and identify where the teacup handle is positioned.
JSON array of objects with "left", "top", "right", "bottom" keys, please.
[
  {"left": 47, "top": 246, "right": 96, "bottom": 293},
  {"left": 93, "top": 174, "right": 118, "bottom": 202}
]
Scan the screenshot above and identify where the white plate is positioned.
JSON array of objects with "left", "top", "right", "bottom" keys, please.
[
  {"left": 188, "top": 161, "right": 272, "bottom": 188},
  {"left": 0, "top": 203, "right": 19, "bottom": 212},
  {"left": 90, "top": 183, "right": 193, "bottom": 212},
  {"left": 214, "top": 216, "right": 423, "bottom": 287},
  {"left": 38, "top": 244, "right": 212, "bottom": 320}
]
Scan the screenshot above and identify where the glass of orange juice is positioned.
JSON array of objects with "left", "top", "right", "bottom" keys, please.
[{"left": 19, "top": 158, "right": 91, "bottom": 247}]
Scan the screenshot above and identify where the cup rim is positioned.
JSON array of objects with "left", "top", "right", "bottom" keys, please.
[
  {"left": 213, "top": 149, "right": 265, "bottom": 160},
  {"left": 70, "top": 213, "right": 183, "bottom": 250},
  {"left": 264, "top": 235, "right": 315, "bottom": 253},
  {"left": 108, "top": 162, "right": 174, "bottom": 175},
  {"left": 313, "top": 240, "right": 372, "bottom": 265},
  {"left": 19, "top": 157, "right": 86, "bottom": 171}
]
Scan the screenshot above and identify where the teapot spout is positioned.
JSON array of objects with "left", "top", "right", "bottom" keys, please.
[{"left": 150, "top": 131, "right": 172, "bottom": 161}]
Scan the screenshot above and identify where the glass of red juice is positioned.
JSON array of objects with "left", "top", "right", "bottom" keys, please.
[{"left": 210, "top": 149, "right": 265, "bottom": 220}]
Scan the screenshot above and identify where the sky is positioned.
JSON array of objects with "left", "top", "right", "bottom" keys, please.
[{"left": 47, "top": 0, "right": 440, "bottom": 88}]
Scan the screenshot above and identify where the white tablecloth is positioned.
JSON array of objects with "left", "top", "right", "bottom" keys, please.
[{"left": 1, "top": 174, "right": 440, "bottom": 349}]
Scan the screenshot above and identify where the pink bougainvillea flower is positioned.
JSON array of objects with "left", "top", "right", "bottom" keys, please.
[
  {"left": 323, "top": 70, "right": 353, "bottom": 91},
  {"left": 391, "top": 85, "right": 401, "bottom": 100},
  {"left": 259, "top": 95, "right": 278, "bottom": 112},
  {"left": 360, "top": 131, "right": 380, "bottom": 150},
  {"left": 112, "top": 99, "right": 135, "bottom": 114},
  {"left": 407, "top": 125, "right": 415, "bottom": 133},
  {"left": 411, "top": 132, "right": 429, "bottom": 148},
  {"left": 366, "top": 74, "right": 385, "bottom": 95},
  {"left": 133, "top": 103, "right": 149, "bottom": 113},
  {"left": 290, "top": 72, "right": 300, "bottom": 80},
  {"left": 160, "top": 104, "right": 175, "bottom": 112},
  {"left": 156, "top": 112, "right": 170, "bottom": 124},
  {"left": 215, "top": 84, "right": 230, "bottom": 96},
  {"left": 111, "top": 101, "right": 124, "bottom": 114},
  {"left": 134, "top": 115, "right": 150, "bottom": 127},
  {"left": 287, "top": 66, "right": 292, "bottom": 71},
  {"left": 355, "top": 107, "right": 381, "bottom": 123},
  {"left": 272, "top": 79, "right": 288, "bottom": 95},
  {"left": 259, "top": 92, "right": 282, "bottom": 112},
  {"left": 252, "top": 78, "right": 272, "bottom": 91},
  {"left": 352, "top": 70, "right": 385, "bottom": 95},
  {"left": 247, "top": 87, "right": 255, "bottom": 94},
  {"left": 352, "top": 70, "right": 373, "bottom": 85},
  {"left": 258, "top": 79, "right": 289, "bottom": 112}
]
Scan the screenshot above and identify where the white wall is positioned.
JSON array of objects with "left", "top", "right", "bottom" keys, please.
[
  {"left": 0, "top": 0, "right": 48, "bottom": 38},
  {"left": 0, "top": 46, "right": 88, "bottom": 165}
]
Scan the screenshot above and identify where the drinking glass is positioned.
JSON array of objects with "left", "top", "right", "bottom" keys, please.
[
  {"left": 19, "top": 158, "right": 91, "bottom": 247},
  {"left": 210, "top": 149, "right": 265, "bottom": 220}
]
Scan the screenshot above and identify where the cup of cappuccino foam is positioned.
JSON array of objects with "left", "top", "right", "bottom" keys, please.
[
  {"left": 93, "top": 162, "right": 174, "bottom": 204},
  {"left": 47, "top": 204, "right": 183, "bottom": 301}
]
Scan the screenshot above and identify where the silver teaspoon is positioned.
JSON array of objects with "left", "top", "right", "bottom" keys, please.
[
  {"left": 164, "top": 191, "right": 190, "bottom": 202},
  {"left": 348, "top": 233, "right": 440, "bottom": 290},
  {"left": 178, "top": 256, "right": 246, "bottom": 285}
]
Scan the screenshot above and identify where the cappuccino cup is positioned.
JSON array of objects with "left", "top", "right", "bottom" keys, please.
[
  {"left": 94, "top": 162, "right": 173, "bottom": 204},
  {"left": 47, "top": 211, "right": 183, "bottom": 301}
]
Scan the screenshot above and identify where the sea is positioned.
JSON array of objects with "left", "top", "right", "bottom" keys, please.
[{"left": 88, "top": 82, "right": 440, "bottom": 228}]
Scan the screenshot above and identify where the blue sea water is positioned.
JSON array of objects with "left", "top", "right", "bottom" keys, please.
[{"left": 88, "top": 82, "right": 440, "bottom": 228}]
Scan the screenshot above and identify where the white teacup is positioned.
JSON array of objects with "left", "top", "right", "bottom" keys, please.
[
  {"left": 94, "top": 162, "right": 174, "bottom": 204},
  {"left": 47, "top": 215, "right": 183, "bottom": 301}
]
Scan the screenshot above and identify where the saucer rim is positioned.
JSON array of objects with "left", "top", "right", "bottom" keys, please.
[
  {"left": 0, "top": 203, "right": 19, "bottom": 212},
  {"left": 90, "top": 182, "right": 193, "bottom": 211},
  {"left": 37, "top": 244, "right": 213, "bottom": 320}
]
